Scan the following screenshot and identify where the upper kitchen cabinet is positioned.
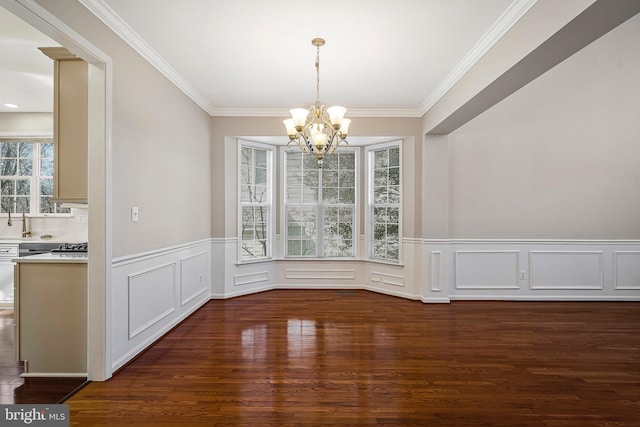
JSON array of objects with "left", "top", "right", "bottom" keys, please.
[{"left": 39, "top": 47, "right": 88, "bottom": 204}]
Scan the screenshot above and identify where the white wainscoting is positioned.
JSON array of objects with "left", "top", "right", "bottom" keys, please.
[
  {"left": 614, "top": 251, "right": 640, "bottom": 290},
  {"left": 529, "top": 251, "right": 603, "bottom": 290},
  {"left": 210, "top": 238, "right": 421, "bottom": 300},
  {"left": 424, "top": 240, "right": 640, "bottom": 301},
  {"left": 111, "top": 239, "right": 211, "bottom": 371},
  {"left": 211, "top": 239, "right": 640, "bottom": 305},
  {"left": 454, "top": 250, "right": 520, "bottom": 290}
]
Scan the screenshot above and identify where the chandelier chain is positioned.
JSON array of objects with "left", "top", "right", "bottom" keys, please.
[{"left": 315, "top": 44, "right": 321, "bottom": 105}]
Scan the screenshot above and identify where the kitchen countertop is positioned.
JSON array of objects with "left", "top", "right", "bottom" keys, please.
[
  {"left": 0, "top": 237, "right": 87, "bottom": 244},
  {"left": 13, "top": 252, "right": 88, "bottom": 264}
]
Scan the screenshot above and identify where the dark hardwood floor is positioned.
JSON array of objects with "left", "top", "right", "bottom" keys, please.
[
  {"left": 0, "top": 309, "right": 87, "bottom": 404},
  {"left": 66, "top": 290, "right": 640, "bottom": 426}
]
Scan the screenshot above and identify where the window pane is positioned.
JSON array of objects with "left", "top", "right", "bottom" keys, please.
[
  {"left": 18, "top": 159, "right": 32, "bottom": 176},
  {"left": 339, "top": 153, "right": 355, "bottom": 169},
  {"left": 322, "top": 187, "right": 338, "bottom": 204},
  {"left": 322, "top": 170, "right": 338, "bottom": 188},
  {"left": 339, "top": 187, "right": 354, "bottom": 204},
  {"left": 255, "top": 150, "right": 267, "bottom": 168},
  {"left": 41, "top": 197, "right": 54, "bottom": 214},
  {"left": 374, "top": 169, "right": 387, "bottom": 186},
  {"left": 41, "top": 158, "right": 54, "bottom": 176},
  {"left": 40, "top": 143, "right": 53, "bottom": 158},
  {"left": 389, "top": 147, "right": 400, "bottom": 167},
  {"left": 370, "top": 145, "right": 401, "bottom": 262},
  {"left": 374, "top": 186, "right": 387, "bottom": 204},
  {"left": 1, "top": 143, "right": 17, "bottom": 158},
  {"left": 389, "top": 167, "right": 400, "bottom": 186},
  {"left": 18, "top": 143, "right": 33, "bottom": 158},
  {"left": 1, "top": 159, "right": 16, "bottom": 176},
  {"left": 1, "top": 180, "right": 13, "bottom": 196},
  {"left": 16, "top": 180, "right": 29, "bottom": 195},
  {"left": 374, "top": 150, "right": 388, "bottom": 169},
  {"left": 255, "top": 167, "right": 267, "bottom": 185},
  {"left": 388, "top": 186, "right": 400, "bottom": 204}
]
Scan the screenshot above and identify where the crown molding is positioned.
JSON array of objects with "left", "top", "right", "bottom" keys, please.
[
  {"left": 79, "top": 0, "right": 216, "bottom": 115},
  {"left": 210, "top": 107, "right": 423, "bottom": 118},
  {"left": 418, "top": 0, "right": 537, "bottom": 116},
  {"left": 80, "top": 0, "right": 535, "bottom": 119}
]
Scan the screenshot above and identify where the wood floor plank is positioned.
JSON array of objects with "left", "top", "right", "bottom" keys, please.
[{"left": 67, "top": 290, "right": 640, "bottom": 426}]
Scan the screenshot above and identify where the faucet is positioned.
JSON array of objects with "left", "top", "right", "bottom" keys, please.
[{"left": 5, "top": 199, "right": 31, "bottom": 238}]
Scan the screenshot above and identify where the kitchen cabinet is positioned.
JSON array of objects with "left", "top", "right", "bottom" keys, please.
[
  {"left": 39, "top": 47, "right": 88, "bottom": 204},
  {"left": 14, "top": 259, "right": 87, "bottom": 376},
  {"left": 0, "top": 244, "right": 18, "bottom": 308}
]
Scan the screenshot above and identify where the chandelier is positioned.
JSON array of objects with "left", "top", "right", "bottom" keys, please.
[{"left": 283, "top": 37, "right": 351, "bottom": 168}]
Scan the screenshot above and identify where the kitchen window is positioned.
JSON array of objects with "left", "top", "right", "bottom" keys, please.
[
  {"left": 367, "top": 142, "right": 401, "bottom": 262},
  {"left": 239, "top": 141, "right": 273, "bottom": 262},
  {"left": 284, "top": 149, "right": 357, "bottom": 257},
  {"left": 0, "top": 138, "right": 69, "bottom": 216}
]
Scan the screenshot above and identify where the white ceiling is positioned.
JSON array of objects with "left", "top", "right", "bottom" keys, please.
[
  {"left": 0, "top": 0, "right": 534, "bottom": 116},
  {"left": 0, "top": 6, "right": 59, "bottom": 113}
]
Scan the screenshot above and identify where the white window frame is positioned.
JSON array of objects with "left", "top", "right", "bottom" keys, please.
[
  {"left": 281, "top": 146, "right": 359, "bottom": 259},
  {"left": 237, "top": 139, "right": 275, "bottom": 263},
  {"left": 365, "top": 140, "right": 402, "bottom": 263},
  {"left": 0, "top": 136, "right": 71, "bottom": 217}
]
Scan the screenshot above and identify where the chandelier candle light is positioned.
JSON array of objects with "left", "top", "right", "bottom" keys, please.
[{"left": 283, "top": 37, "right": 351, "bottom": 168}]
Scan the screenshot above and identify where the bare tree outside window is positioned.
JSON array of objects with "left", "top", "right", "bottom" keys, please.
[
  {"left": 240, "top": 145, "right": 270, "bottom": 260},
  {"left": 0, "top": 139, "right": 69, "bottom": 215}
]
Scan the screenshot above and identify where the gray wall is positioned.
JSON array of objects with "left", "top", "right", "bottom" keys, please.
[
  {"left": 34, "top": 0, "right": 212, "bottom": 258},
  {"left": 447, "top": 12, "right": 640, "bottom": 239}
]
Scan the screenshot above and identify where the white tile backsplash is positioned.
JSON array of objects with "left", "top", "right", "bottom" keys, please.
[{"left": 0, "top": 207, "right": 88, "bottom": 242}]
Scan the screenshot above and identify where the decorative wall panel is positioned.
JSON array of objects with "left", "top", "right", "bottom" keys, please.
[
  {"left": 529, "top": 251, "right": 603, "bottom": 290},
  {"left": 128, "top": 263, "right": 176, "bottom": 339},
  {"left": 455, "top": 250, "right": 520, "bottom": 289},
  {"left": 430, "top": 251, "right": 442, "bottom": 291},
  {"left": 180, "top": 251, "right": 209, "bottom": 305},
  {"left": 370, "top": 271, "right": 405, "bottom": 287},
  {"left": 285, "top": 269, "right": 356, "bottom": 280},
  {"left": 614, "top": 251, "right": 640, "bottom": 290},
  {"left": 234, "top": 271, "right": 269, "bottom": 287}
]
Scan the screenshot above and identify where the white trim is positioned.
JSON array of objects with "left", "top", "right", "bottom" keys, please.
[
  {"left": 425, "top": 238, "right": 640, "bottom": 245},
  {"left": 78, "top": 0, "right": 216, "bottom": 115},
  {"left": 78, "top": 1, "right": 536, "bottom": 119},
  {"left": 21, "top": 372, "right": 87, "bottom": 378},
  {"left": 112, "top": 238, "right": 211, "bottom": 266},
  {"left": 0, "top": 132, "right": 53, "bottom": 137},
  {"left": 418, "top": 0, "right": 537, "bottom": 115}
]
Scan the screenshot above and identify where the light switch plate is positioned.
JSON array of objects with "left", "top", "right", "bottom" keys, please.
[{"left": 131, "top": 206, "right": 139, "bottom": 222}]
